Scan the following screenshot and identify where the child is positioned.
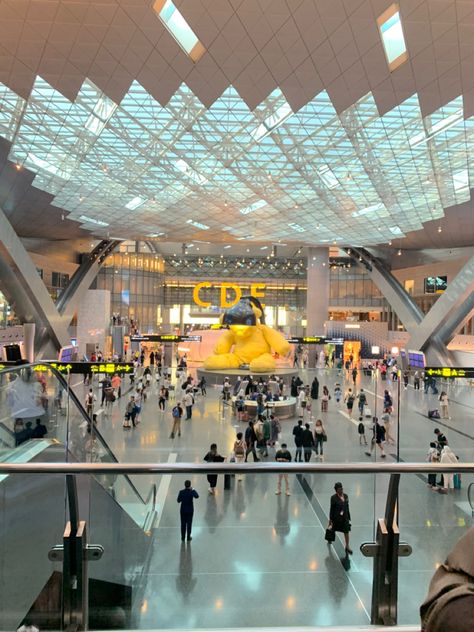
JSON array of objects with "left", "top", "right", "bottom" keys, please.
[
  {"left": 358, "top": 416, "right": 368, "bottom": 446},
  {"left": 427, "top": 442, "right": 439, "bottom": 490},
  {"left": 334, "top": 382, "right": 342, "bottom": 404}
]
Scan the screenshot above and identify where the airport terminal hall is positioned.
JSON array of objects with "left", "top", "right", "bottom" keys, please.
[{"left": 2, "top": 1, "right": 474, "bottom": 631}]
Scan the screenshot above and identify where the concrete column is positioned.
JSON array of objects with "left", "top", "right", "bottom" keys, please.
[
  {"left": 23, "top": 323, "right": 36, "bottom": 362},
  {"left": 76, "top": 290, "right": 111, "bottom": 358},
  {"left": 306, "top": 247, "right": 329, "bottom": 336},
  {"left": 306, "top": 247, "right": 329, "bottom": 368}
]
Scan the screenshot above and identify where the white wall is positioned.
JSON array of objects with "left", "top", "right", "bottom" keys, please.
[{"left": 76, "top": 290, "right": 111, "bottom": 357}]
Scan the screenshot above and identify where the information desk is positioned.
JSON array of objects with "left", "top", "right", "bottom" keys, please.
[{"left": 232, "top": 396, "right": 296, "bottom": 420}]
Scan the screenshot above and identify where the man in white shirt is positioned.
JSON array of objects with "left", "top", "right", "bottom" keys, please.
[{"left": 183, "top": 389, "right": 194, "bottom": 420}]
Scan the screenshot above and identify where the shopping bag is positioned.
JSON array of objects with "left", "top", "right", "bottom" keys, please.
[{"left": 325, "top": 527, "right": 336, "bottom": 542}]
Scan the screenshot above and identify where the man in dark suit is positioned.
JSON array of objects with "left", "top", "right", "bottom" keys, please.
[{"left": 177, "top": 480, "right": 199, "bottom": 542}]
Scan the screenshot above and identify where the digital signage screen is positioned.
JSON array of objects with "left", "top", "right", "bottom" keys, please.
[{"left": 424, "top": 276, "right": 447, "bottom": 294}]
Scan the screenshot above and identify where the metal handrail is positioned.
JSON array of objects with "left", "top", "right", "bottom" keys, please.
[{"left": 0, "top": 462, "right": 472, "bottom": 474}]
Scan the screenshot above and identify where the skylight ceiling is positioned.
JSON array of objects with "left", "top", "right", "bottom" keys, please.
[{"left": 0, "top": 77, "right": 473, "bottom": 245}]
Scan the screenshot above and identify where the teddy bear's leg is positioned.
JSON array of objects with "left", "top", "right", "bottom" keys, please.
[
  {"left": 203, "top": 353, "right": 241, "bottom": 370},
  {"left": 249, "top": 353, "right": 276, "bottom": 373}
]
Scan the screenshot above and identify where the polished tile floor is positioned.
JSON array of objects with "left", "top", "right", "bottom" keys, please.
[{"left": 75, "top": 367, "right": 474, "bottom": 628}]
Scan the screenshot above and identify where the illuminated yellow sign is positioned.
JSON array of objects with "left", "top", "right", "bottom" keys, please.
[
  {"left": 193, "top": 282, "right": 266, "bottom": 308},
  {"left": 425, "top": 367, "right": 473, "bottom": 378}
]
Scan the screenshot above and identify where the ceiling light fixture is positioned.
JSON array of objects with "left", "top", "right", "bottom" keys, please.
[
  {"left": 437, "top": 226, "right": 442, "bottom": 233},
  {"left": 397, "top": 248, "right": 402, "bottom": 256},
  {"left": 317, "top": 164, "right": 339, "bottom": 189},
  {"left": 147, "top": 232, "right": 165, "bottom": 237},
  {"left": 250, "top": 100, "right": 294, "bottom": 142},
  {"left": 125, "top": 196, "right": 147, "bottom": 210},
  {"left": 175, "top": 159, "right": 207, "bottom": 185},
  {"left": 153, "top": 0, "right": 205, "bottom": 61},
  {"left": 377, "top": 3, "right": 408, "bottom": 72},
  {"left": 186, "top": 219, "right": 209, "bottom": 230},
  {"left": 288, "top": 222, "right": 306, "bottom": 233},
  {"left": 223, "top": 245, "right": 231, "bottom": 249},
  {"left": 240, "top": 199, "right": 267, "bottom": 215},
  {"left": 79, "top": 215, "right": 109, "bottom": 227}
]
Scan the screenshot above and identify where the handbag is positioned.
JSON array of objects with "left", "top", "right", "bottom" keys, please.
[
  {"left": 325, "top": 527, "right": 335, "bottom": 542},
  {"left": 322, "top": 433, "right": 328, "bottom": 442}
]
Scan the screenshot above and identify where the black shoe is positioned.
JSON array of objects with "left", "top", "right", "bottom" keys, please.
[
  {"left": 345, "top": 547, "right": 353, "bottom": 555},
  {"left": 181, "top": 538, "right": 185, "bottom": 542},
  {"left": 365, "top": 452, "right": 371, "bottom": 457},
  {"left": 187, "top": 537, "right": 192, "bottom": 541}
]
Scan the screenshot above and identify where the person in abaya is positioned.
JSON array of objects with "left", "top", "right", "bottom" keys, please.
[{"left": 311, "top": 376, "right": 319, "bottom": 400}]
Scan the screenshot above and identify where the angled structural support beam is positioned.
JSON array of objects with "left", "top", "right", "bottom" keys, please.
[
  {"left": 346, "top": 248, "right": 453, "bottom": 365},
  {"left": 0, "top": 206, "right": 70, "bottom": 353},
  {"left": 349, "top": 248, "right": 424, "bottom": 331},
  {"left": 0, "top": 207, "right": 119, "bottom": 358},
  {"left": 56, "top": 239, "right": 120, "bottom": 325},
  {"left": 409, "top": 255, "right": 474, "bottom": 351}
]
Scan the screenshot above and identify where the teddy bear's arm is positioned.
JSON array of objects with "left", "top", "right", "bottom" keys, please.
[
  {"left": 260, "top": 325, "right": 291, "bottom": 356},
  {"left": 214, "top": 329, "right": 235, "bottom": 354}
]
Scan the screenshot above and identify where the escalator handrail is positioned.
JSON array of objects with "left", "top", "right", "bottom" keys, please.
[
  {"left": 0, "top": 362, "right": 147, "bottom": 505},
  {"left": 50, "top": 365, "right": 148, "bottom": 506}
]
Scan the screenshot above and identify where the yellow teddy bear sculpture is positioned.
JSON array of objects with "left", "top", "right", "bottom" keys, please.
[{"left": 203, "top": 297, "right": 290, "bottom": 373}]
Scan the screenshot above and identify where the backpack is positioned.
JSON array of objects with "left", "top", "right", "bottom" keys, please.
[
  {"left": 86, "top": 394, "right": 93, "bottom": 406},
  {"left": 358, "top": 422, "right": 365, "bottom": 434},
  {"left": 172, "top": 406, "right": 180, "bottom": 418},
  {"left": 347, "top": 395, "right": 355, "bottom": 405},
  {"left": 359, "top": 393, "right": 366, "bottom": 404},
  {"left": 234, "top": 440, "right": 245, "bottom": 456}
]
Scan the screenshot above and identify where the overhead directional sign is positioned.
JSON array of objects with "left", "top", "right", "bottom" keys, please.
[
  {"left": 130, "top": 334, "right": 202, "bottom": 343},
  {"left": 425, "top": 367, "right": 474, "bottom": 379},
  {"left": 0, "top": 361, "right": 134, "bottom": 374},
  {"left": 287, "top": 336, "right": 344, "bottom": 344}
]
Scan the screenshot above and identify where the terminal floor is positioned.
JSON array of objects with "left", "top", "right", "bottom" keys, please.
[{"left": 76, "top": 369, "right": 474, "bottom": 629}]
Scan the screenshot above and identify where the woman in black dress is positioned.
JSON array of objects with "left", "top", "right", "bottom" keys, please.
[
  {"left": 310, "top": 376, "right": 319, "bottom": 400},
  {"left": 328, "top": 482, "right": 352, "bottom": 555},
  {"left": 203, "top": 443, "right": 225, "bottom": 494}
]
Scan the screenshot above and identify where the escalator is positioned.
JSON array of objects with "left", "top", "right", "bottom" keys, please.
[{"left": 0, "top": 363, "right": 157, "bottom": 630}]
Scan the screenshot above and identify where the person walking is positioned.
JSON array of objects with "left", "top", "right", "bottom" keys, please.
[
  {"left": 292, "top": 418, "right": 304, "bottom": 462},
  {"left": 413, "top": 370, "right": 420, "bottom": 390},
  {"left": 198, "top": 376, "right": 207, "bottom": 396},
  {"left": 124, "top": 395, "right": 138, "bottom": 428},
  {"left": 269, "top": 414, "right": 281, "bottom": 447},
  {"left": 310, "top": 376, "right": 319, "bottom": 400},
  {"left": 170, "top": 402, "right": 183, "bottom": 438},
  {"left": 313, "top": 419, "right": 326, "bottom": 460},
  {"left": 100, "top": 376, "right": 112, "bottom": 406},
  {"left": 302, "top": 423, "right": 314, "bottom": 462},
  {"left": 203, "top": 443, "right": 225, "bottom": 494},
  {"left": 275, "top": 442, "right": 291, "bottom": 496},
  {"left": 358, "top": 416, "right": 368, "bottom": 446},
  {"left": 357, "top": 388, "right": 367, "bottom": 417},
  {"left": 177, "top": 480, "right": 199, "bottom": 542},
  {"left": 427, "top": 442, "right": 440, "bottom": 490},
  {"left": 365, "top": 417, "right": 386, "bottom": 458},
  {"left": 184, "top": 389, "right": 194, "bottom": 420},
  {"left": 344, "top": 388, "right": 355, "bottom": 418},
  {"left": 434, "top": 428, "right": 448, "bottom": 451},
  {"left": 352, "top": 366, "right": 358, "bottom": 385},
  {"left": 383, "top": 390, "right": 393, "bottom": 414},
  {"left": 233, "top": 432, "right": 246, "bottom": 481},
  {"left": 111, "top": 373, "right": 122, "bottom": 399},
  {"left": 255, "top": 418, "right": 268, "bottom": 458},
  {"left": 403, "top": 370, "right": 409, "bottom": 389},
  {"left": 334, "top": 382, "right": 342, "bottom": 404},
  {"left": 158, "top": 385, "right": 167, "bottom": 411},
  {"left": 439, "top": 391, "right": 450, "bottom": 419},
  {"left": 438, "top": 445, "right": 458, "bottom": 493},
  {"left": 321, "top": 385, "right": 330, "bottom": 413},
  {"left": 381, "top": 411, "right": 396, "bottom": 445},
  {"left": 244, "top": 421, "right": 259, "bottom": 462},
  {"left": 85, "top": 388, "right": 96, "bottom": 419},
  {"left": 328, "top": 482, "right": 352, "bottom": 555}
]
